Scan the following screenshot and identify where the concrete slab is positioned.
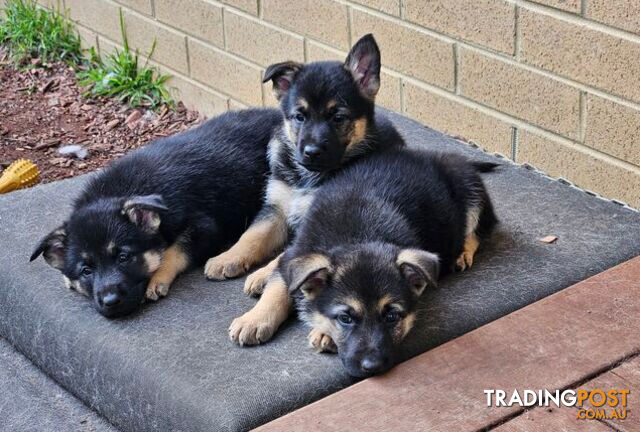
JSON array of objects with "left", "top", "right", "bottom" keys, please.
[{"left": 1, "top": 110, "right": 639, "bottom": 431}]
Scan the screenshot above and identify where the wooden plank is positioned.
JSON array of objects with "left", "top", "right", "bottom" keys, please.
[
  {"left": 494, "top": 406, "right": 614, "bottom": 432},
  {"left": 578, "top": 358, "right": 640, "bottom": 432},
  {"left": 255, "top": 256, "right": 640, "bottom": 432}
]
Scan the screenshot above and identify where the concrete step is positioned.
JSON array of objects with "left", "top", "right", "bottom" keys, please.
[{"left": 0, "top": 337, "right": 118, "bottom": 432}]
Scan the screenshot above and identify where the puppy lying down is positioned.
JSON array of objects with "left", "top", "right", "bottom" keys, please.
[
  {"left": 247, "top": 148, "right": 498, "bottom": 377},
  {"left": 30, "top": 109, "right": 281, "bottom": 317}
]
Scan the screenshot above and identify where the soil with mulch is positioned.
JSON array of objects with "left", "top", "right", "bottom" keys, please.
[{"left": 0, "top": 55, "right": 202, "bottom": 185}]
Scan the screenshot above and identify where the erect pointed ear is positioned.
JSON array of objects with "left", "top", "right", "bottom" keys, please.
[
  {"left": 263, "top": 61, "right": 303, "bottom": 100},
  {"left": 30, "top": 225, "right": 67, "bottom": 270},
  {"left": 344, "top": 33, "right": 381, "bottom": 101},
  {"left": 396, "top": 249, "right": 440, "bottom": 297},
  {"left": 286, "top": 254, "right": 332, "bottom": 299},
  {"left": 121, "top": 194, "right": 168, "bottom": 234}
]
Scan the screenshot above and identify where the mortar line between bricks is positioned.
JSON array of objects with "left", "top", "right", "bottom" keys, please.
[
  {"left": 581, "top": 0, "right": 587, "bottom": 16},
  {"left": 403, "top": 76, "right": 640, "bottom": 175},
  {"left": 514, "top": 5, "right": 521, "bottom": 60},
  {"left": 221, "top": 8, "right": 227, "bottom": 50},
  {"left": 220, "top": 5, "right": 306, "bottom": 40},
  {"left": 515, "top": 0, "right": 640, "bottom": 43},
  {"left": 453, "top": 44, "right": 460, "bottom": 95},
  {"left": 579, "top": 92, "right": 587, "bottom": 143},
  {"left": 347, "top": 6, "right": 353, "bottom": 47},
  {"left": 149, "top": 0, "right": 155, "bottom": 17}
]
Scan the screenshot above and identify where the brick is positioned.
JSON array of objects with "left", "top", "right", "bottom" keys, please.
[
  {"left": 404, "top": 0, "right": 515, "bottom": 54},
  {"left": 262, "top": 81, "right": 279, "bottom": 108},
  {"left": 587, "top": 0, "right": 640, "bottom": 35},
  {"left": 220, "top": 0, "right": 258, "bottom": 15},
  {"left": 225, "top": 10, "right": 304, "bottom": 67},
  {"left": 155, "top": 0, "right": 223, "bottom": 47},
  {"left": 97, "top": 36, "right": 120, "bottom": 57},
  {"left": 76, "top": 25, "right": 99, "bottom": 50},
  {"left": 306, "top": 41, "right": 402, "bottom": 112},
  {"left": 351, "top": 0, "right": 400, "bottom": 16},
  {"left": 66, "top": 0, "right": 121, "bottom": 41},
  {"left": 262, "top": 0, "right": 349, "bottom": 50},
  {"left": 520, "top": 9, "right": 640, "bottom": 103},
  {"left": 459, "top": 48, "right": 580, "bottom": 139},
  {"left": 585, "top": 95, "right": 640, "bottom": 167},
  {"left": 529, "top": 0, "right": 580, "bottom": 13},
  {"left": 113, "top": 0, "right": 152, "bottom": 15},
  {"left": 166, "top": 75, "right": 229, "bottom": 117},
  {"left": 122, "top": 11, "right": 189, "bottom": 74},
  {"left": 188, "top": 39, "right": 263, "bottom": 106},
  {"left": 352, "top": 10, "right": 454, "bottom": 90},
  {"left": 404, "top": 81, "right": 513, "bottom": 156},
  {"left": 518, "top": 130, "right": 640, "bottom": 208}
]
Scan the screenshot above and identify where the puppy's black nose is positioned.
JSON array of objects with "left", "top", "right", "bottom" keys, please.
[
  {"left": 360, "top": 355, "right": 385, "bottom": 374},
  {"left": 99, "top": 290, "right": 121, "bottom": 307},
  {"left": 303, "top": 144, "right": 324, "bottom": 159}
]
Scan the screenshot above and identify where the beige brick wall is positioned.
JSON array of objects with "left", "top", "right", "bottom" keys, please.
[{"left": 49, "top": 0, "right": 639, "bottom": 208}]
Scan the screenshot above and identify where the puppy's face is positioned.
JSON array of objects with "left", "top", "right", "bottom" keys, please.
[
  {"left": 30, "top": 195, "right": 167, "bottom": 318},
  {"left": 264, "top": 34, "right": 381, "bottom": 172},
  {"left": 286, "top": 244, "right": 439, "bottom": 377}
]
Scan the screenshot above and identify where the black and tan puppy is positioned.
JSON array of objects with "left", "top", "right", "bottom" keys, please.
[
  {"left": 30, "top": 109, "right": 281, "bottom": 318},
  {"left": 202, "top": 35, "right": 405, "bottom": 344},
  {"left": 258, "top": 149, "right": 497, "bottom": 377}
]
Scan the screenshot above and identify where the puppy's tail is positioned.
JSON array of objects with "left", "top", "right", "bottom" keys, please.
[{"left": 472, "top": 161, "right": 501, "bottom": 173}]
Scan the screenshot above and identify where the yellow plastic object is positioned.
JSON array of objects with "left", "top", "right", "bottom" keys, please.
[{"left": 0, "top": 159, "right": 40, "bottom": 194}]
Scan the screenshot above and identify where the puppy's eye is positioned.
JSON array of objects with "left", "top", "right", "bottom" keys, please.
[
  {"left": 294, "top": 112, "right": 306, "bottom": 123},
  {"left": 333, "top": 113, "right": 347, "bottom": 123},
  {"left": 384, "top": 311, "right": 400, "bottom": 324},
  {"left": 80, "top": 266, "right": 93, "bottom": 277},
  {"left": 117, "top": 252, "right": 130, "bottom": 263},
  {"left": 337, "top": 313, "right": 353, "bottom": 325}
]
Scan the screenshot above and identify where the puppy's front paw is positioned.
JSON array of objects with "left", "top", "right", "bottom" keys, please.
[
  {"left": 229, "top": 311, "right": 277, "bottom": 346},
  {"left": 308, "top": 328, "right": 337, "bottom": 353},
  {"left": 204, "top": 251, "right": 250, "bottom": 280},
  {"left": 455, "top": 250, "right": 474, "bottom": 272},
  {"left": 244, "top": 266, "right": 272, "bottom": 296},
  {"left": 145, "top": 277, "right": 171, "bottom": 301}
]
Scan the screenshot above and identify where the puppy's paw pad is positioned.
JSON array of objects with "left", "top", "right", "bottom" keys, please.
[
  {"left": 308, "top": 329, "right": 337, "bottom": 353},
  {"left": 229, "top": 313, "right": 275, "bottom": 346},
  {"left": 204, "top": 254, "right": 250, "bottom": 280},
  {"left": 455, "top": 251, "right": 474, "bottom": 272},
  {"left": 244, "top": 268, "right": 270, "bottom": 296}
]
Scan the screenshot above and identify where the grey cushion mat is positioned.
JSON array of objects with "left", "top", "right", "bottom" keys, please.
[
  {"left": 0, "top": 337, "right": 118, "bottom": 432},
  {"left": 1, "top": 110, "right": 639, "bottom": 432}
]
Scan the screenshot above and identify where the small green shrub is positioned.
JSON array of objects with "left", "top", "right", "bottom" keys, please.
[
  {"left": 0, "top": 0, "right": 82, "bottom": 66},
  {"left": 77, "top": 11, "right": 173, "bottom": 109}
]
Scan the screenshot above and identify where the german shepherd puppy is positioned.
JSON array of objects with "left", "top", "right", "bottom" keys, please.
[
  {"left": 30, "top": 109, "right": 281, "bottom": 318},
  {"left": 279, "top": 149, "right": 496, "bottom": 377},
  {"left": 202, "top": 35, "right": 405, "bottom": 345}
]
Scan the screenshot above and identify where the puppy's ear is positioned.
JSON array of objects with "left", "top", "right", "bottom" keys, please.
[
  {"left": 396, "top": 249, "right": 439, "bottom": 296},
  {"left": 344, "top": 33, "right": 381, "bottom": 101},
  {"left": 286, "top": 254, "right": 332, "bottom": 299},
  {"left": 121, "top": 194, "right": 168, "bottom": 234},
  {"left": 30, "top": 225, "right": 67, "bottom": 270},
  {"left": 263, "top": 61, "right": 302, "bottom": 100}
]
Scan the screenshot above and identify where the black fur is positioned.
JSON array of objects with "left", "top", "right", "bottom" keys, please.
[
  {"left": 281, "top": 149, "right": 497, "bottom": 377},
  {"left": 31, "top": 108, "right": 281, "bottom": 317}
]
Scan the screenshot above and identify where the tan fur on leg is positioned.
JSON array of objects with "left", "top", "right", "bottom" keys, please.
[
  {"left": 244, "top": 253, "right": 282, "bottom": 296},
  {"left": 456, "top": 233, "right": 480, "bottom": 271},
  {"left": 229, "top": 276, "right": 292, "bottom": 345},
  {"left": 204, "top": 215, "right": 287, "bottom": 280},
  {"left": 308, "top": 328, "right": 337, "bottom": 353},
  {"left": 146, "top": 244, "right": 189, "bottom": 301}
]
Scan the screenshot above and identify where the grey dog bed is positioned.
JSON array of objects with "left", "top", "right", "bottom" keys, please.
[{"left": 1, "top": 110, "right": 639, "bottom": 432}]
